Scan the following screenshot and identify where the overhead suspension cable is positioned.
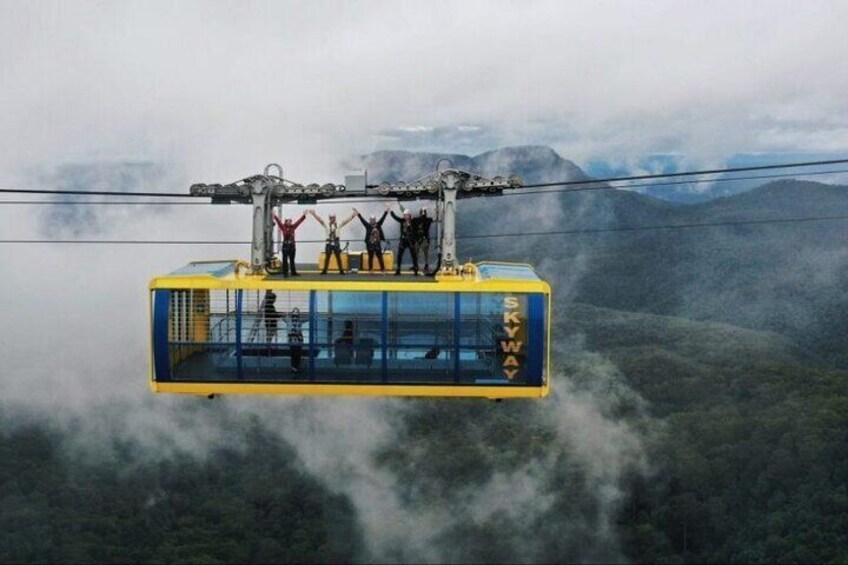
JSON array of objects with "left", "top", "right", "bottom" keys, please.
[
  {"left": 0, "top": 158, "right": 846, "bottom": 200},
  {"left": 505, "top": 167, "right": 848, "bottom": 198},
  {"left": 512, "top": 158, "right": 848, "bottom": 190},
  {"left": 1, "top": 167, "right": 846, "bottom": 206},
  {"left": 0, "top": 200, "right": 207, "bottom": 206},
  {"left": 2, "top": 213, "right": 846, "bottom": 246}
]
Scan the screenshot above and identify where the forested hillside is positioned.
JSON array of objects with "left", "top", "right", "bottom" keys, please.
[
  {"left": 2, "top": 147, "right": 847, "bottom": 563},
  {"left": 562, "top": 304, "right": 848, "bottom": 562},
  {"left": 3, "top": 302, "right": 847, "bottom": 562},
  {"left": 0, "top": 415, "right": 362, "bottom": 563}
]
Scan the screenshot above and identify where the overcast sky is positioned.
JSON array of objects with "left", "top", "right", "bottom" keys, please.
[{"left": 2, "top": 0, "right": 847, "bottom": 183}]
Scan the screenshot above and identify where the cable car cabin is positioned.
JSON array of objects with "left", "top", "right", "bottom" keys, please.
[{"left": 149, "top": 261, "right": 551, "bottom": 399}]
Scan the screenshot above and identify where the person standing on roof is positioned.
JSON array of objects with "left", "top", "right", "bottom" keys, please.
[
  {"left": 353, "top": 206, "right": 388, "bottom": 273},
  {"left": 309, "top": 209, "right": 356, "bottom": 275},
  {"left": 388, "top": 203, "right": 419, "bottom": 276},
  {"left": 413, "top": 206, "right": 434, "bottom": 273},
  {"left": 272, "top": 210, "right": 306, "bottom": 277}
]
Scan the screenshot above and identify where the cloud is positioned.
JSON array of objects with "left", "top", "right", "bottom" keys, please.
[
  {"left": 257, "top": 354, "right": 653, "bottom": 563},
  {"left": 2, "top": 0, "right": 847, "bottom": 183},
  {"left": 376, "top": 125, "right": 493, "bottom": 151}
]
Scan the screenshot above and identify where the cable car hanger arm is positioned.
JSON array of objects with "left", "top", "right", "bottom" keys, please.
[{"left": 188, "top": 163, "right": 523, "bottom": 274}]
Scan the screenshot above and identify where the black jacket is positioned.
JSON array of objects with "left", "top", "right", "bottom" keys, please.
[
  {"left": 413, "top": 215, "right": 434, "bottom": 242},
  {"left": 390, "top": 211, "right": 416, "bottom": 243},
  {"left": 358, "top": 211, "right": 387, "bottom": 245}
]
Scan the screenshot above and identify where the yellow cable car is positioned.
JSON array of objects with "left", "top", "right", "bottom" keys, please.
[{"left": 149, "top": 261, "right": 551, "bottom": 399}]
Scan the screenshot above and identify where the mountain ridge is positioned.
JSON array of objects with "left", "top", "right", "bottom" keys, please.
[{"left": 355, "top": 146, "right": 848, "bottom": 367}]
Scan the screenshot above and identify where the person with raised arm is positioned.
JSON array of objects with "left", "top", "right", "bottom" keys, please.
[
  {"left": 308, "top": 209, "right": 356, "bottom": 275},
  {"left": 272, "top": 210, "right": 307, "bottom": 277},
  {"left": 388, "top": 203, "right": 419, "bottom": 276},
  {"left": 353, "top": 206, "right": 388, "bottom": 273},
  {"left": 413, "top": 206, "right": 435, "bottom": 273}
]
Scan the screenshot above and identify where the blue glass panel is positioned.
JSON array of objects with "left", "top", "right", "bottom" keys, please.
[
  {"left": 309, "top": 291, "right": 317, "bottom": 378},
  {"left": 312, "top": 291, "right": 384, "bottom": 382},
  {"left": 477, "top": 263, "right": 541, "bottom": 281},
  {"left": 381, "top": 292, "right": 388, "bottom": 382},
  {"left": 157, "top": 287, "right": 546, "bottom": 389},
  {"left": 236, "top": 289, "right": 243, "bottom": 379},
  {"left": 236, "top": 290, "right": 311, "bottom": 379},
  {"left": 170, "top": 261, "right": 237, "bottom": 277},
  {"left": 385, "top": 292, "right": 454, "bottom": 383},
  {"left": 456, "top": 292, "right": 533, "bottom": 385},
  {"left": 454, "top": 293, "right": 461, "bottom": 382}
]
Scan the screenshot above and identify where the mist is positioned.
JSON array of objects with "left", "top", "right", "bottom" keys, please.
[
  {"left": 2, "top": 1, "right": 848, "bottom": 562},
  {"left": 0, "top": 178, "right": 654, "bottom": 561},
  {"left": 3, "top": 0, "right": 848, "bottom": 184}
]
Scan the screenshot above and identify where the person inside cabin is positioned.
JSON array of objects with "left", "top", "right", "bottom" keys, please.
[
  {"left": 286, "top": 307, "right": 304, "bottom": 373},
  {"left": 413, "top": 206, "right": 434, "bottom": 273},
  {"left": 340, "top": 320, "right": 355, "bottom": 344},
  {"left": 388, "top": 203, "right": 419, "bottom": 276},
  {"left": 333, "top": 319, "right": 356, "bottom": 366},
  {"left": 262, "top": 290, "right": 281, "bottom": 345},
  {"left": 309, "top": 209, "right": 356, "bottom": 275},
  {"left": 353, "top": 206, "right": 388, "bottom": 273},
  {"left": 420, "top": 346, "right": 441, "bottom": 360},
  {"left": 272, "top": 210, "right": 306, "bottom": 277}
]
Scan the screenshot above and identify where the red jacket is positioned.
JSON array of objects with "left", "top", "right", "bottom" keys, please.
[{"left": 273, "top": 213, "right": 306, "bottom": 242}]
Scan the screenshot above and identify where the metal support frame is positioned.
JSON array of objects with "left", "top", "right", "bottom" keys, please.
[
  {"left": 250, "top": 179, "right": 271, "bottom": 272},
  {"left": 190, "top": 164, "right": 522, "bottom": 275},
  {"left": 440, "top": 172, "right": 461, "bottom": 273}
]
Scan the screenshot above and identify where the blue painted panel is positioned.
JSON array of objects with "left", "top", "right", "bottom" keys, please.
[
  {"left": 381, "top": 292, "right": 388, "bottom": 382},
  {"left": 454, "top": 293, "right": 461, "bottom": 382},
  {"left": 236, "top": 290, "right": 243, "bottom": 380},
  {"left": 527, "top": 293, "right": 545, "bottom": 386},
  {"left": 309, "top": 291, "right": 317, "bottom": 379},
  {"left": 152, "top": 290, "right": 171, "bottom": 381}
]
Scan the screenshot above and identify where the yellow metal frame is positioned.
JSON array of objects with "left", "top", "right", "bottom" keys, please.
[
  {"left": 149, "top": 381, "right": 547, "bottom": 399},
  {"left": 148, "top": 260, "right": 552, "bottom": 399}
]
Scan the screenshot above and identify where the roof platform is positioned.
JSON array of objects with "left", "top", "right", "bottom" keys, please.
[
  {"left": 265, "top": 268, "right": 436, "bottom": 284},
  {"left": 163, "top": 260, "right": 546, "bottom": 285}
]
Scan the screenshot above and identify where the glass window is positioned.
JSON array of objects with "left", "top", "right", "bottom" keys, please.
[
  {"left": 458, "top": 293, "right": 533, "bottom": 385},
  {"left": 168, "top": 289, "right": 239, "bottom": 382},
  {"left": 385, "top": 293, "right": 454, "bottom": 383},
  {"left": 312, "top": 291, "right": 383, "bottom": 383},
  {"left": 160, "top": 288, "right": 546, "bottom": 388},
  {"left": 240, "top": 289, "right": 311, "bottom": 379},
  {"left": 166, "top": 289, "right": 314, "bottom": 383},
  {"left": 476, "top": 263, "right": 541, "bottom": 281}
]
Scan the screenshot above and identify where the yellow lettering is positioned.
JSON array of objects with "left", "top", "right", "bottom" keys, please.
[
  {"left": 500, "top": 341, "right": 523, "bottom": 353},
  {"left": 502, "top": 296, "right": 523, "bottom": 377},
  {"left": 503, "top": 355, "right": 519, "bottom": 367},
  {"left": 504, "top": 296, "right": 520, "bottom": 309},
  {"left": 503, "top": 311, "right": 521, "bottom": 325},
  {"left": 504, "top": 326, "right": 521, "bottom": 339}
]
